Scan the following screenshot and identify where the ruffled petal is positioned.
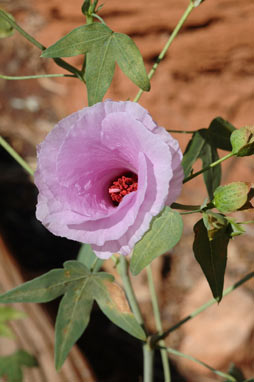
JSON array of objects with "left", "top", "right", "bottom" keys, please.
[{"left": 35, "top": 100, "right": 184, "bottom": 258}]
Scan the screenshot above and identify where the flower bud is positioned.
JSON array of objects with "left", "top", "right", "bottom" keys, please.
[
  {"left": 213, "top": 182, "right": 252, "bottom": 213},
  {"left": 230, "top": 126, "right": 254, "bottom": 157}
]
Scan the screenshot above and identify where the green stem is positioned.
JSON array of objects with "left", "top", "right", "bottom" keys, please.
[
  {"left": 91, "top": 13, "right": 107, "bottom": 25},
  {"left": 0, "top": 10, "right": 81, "bottom": 78},
  {"left": 85, "top": 11, "right": 94, "bottom": 25},
  {"left": 146, "top": 265, "right": 171, "bottom": 382},
  {"left": 143, "top": 343, "right": 154, "bottom": 382},
  {"left": 171, "top": 202, "right": 201, "bottom": 211},
  {"left": 155, "top": 271, "right": 254, "bottom": 342},
  {"left": 133, "top": 1, "right": 195, "bottom": 103},
  {"left": 0, "top": 73, "right": 75, "bottom": 80},
  {"left": 90, "top": 258, "right": 99, "bottom": 272},
  {"left": 183, "top": 152, "right": 234, "bottom": 184},
  {"left": 239, "top": 220, "right": 254, "bottom": 225},
  {"left": 117, "top": 256, "right": 147, "bottom": 333},
  {"left": 0, "top": 136, "right": 34, "bottom": 176},
  {"left": 166, "top": 129, "right": 197, "bottom": 134},
  {"left": 161, "top": 347, "right": 237, "bottom": 381}
]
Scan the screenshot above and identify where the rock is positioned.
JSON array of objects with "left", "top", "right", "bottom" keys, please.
[{"left": 176, "top": 276, "right": 254, "bottom": 381}]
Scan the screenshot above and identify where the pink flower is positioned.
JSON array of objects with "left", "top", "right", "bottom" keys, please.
[{"left": 35, "top": 101, "right": 183, "bottom": 259}]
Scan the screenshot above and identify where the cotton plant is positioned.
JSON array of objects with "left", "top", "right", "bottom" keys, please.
[{"left": 0, "top": 1, "right": 253, "bottom": 381}]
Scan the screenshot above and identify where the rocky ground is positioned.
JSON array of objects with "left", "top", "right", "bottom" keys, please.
[{"left": 0, "top": 0, "right": 254, "bottom": 381}]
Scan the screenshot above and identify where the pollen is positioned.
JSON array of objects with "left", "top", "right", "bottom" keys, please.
[{"left": 109, "top": 172, "right": 138, "bottom": 205}]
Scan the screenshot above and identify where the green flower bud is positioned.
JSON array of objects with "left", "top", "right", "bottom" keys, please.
[
  {"left": 230, "top": 126, "right": 254, "bottom": 157},
  {"left": 213, "top": 182, "right": 251, "bottom": 213}
]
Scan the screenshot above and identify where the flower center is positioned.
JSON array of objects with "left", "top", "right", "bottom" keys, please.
[{"left": 108, "top": 172, "right": 138, "bottom": 206}]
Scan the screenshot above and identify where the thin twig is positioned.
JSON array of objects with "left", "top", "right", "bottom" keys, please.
[
  {"left": 155, "top": 271, "right": 254, "bottom": 342},
  {"left": 133, "top": 1, "right": 195, "bottom": 103}
]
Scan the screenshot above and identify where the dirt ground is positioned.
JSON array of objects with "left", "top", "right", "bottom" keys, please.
[{"left": 0, "top": 0, "right": 254, "bottom": 381}]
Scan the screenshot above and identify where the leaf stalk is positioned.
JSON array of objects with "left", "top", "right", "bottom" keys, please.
[
  {"left": 183, "top": 152, "right": 234, "bottom": 184},
  {"left": 146, "top": 265, "right": 171, "bottom": 382},
  {"left": 117, "top": 256, "right": 147, "bottom": 333},
  {"left": 160, "top": 346, "right": 237, "bottom": 381},
  {"left": 0, "top": 73, "right": 75, "bottom": 80}
]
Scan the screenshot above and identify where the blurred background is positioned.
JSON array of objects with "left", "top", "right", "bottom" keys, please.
[{"left": 0, "top": 0, "right": 253, "bottom": 381}]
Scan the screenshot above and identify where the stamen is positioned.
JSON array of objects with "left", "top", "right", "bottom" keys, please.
[
  {"left": 108, "top": 172, "right": 138, "bottom": 206},
  {"left": 109, "top": 188, "right": 121, "bottom": 194}
]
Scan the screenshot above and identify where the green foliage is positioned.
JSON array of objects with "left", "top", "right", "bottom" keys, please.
[
  {"left": 182, "top": 117, "right": 236, "bottom": 197},
  {"left": 82, "top": 0, "right": 100, "bottom": 17},
  {"left": 130, "top": 207, "right": 183, "bottom": 275},
  {"left": 182, "top": 128, "right": 221, "bottom": 199},
  {"left": 202, "top": 211, "right": 228, "bottom": 240},
  {"left": 55, "top": 281, "right": 93, "bottom": 369},
  {"left": 182, "top": 130, "right": 206, "bottom": 177},
  {"left": 199, "top": 131, "right": 221, "bottom": 200},
  {"left": 81, "top": 0, "right": 92, "bottom": 15},
  {"left": 0, "top": 306, "right": 26, "bottom": 339},
  {"left": 0, "top": 350, "right": 37, "bottom": 382},
  {"left": 0, "top": 269, "right": 70, "bottom": 303},
  {"left": 208, "top": 117, "right": 235, "bottom": 151},
  {"left": 77, "top": 243, "right": 104, "bottom": 272},
  {"left": 226, "top": 217, "right": 245, "bottom": 237},
  {"left": 0, "top": 9, "right": 15, "bottom": 39},
  {"left": 41, "top": 23, "right": 150, "bottom": 105},
  {"left": 94, "top": 280, "right": 146, "bottom": 342},
  {"left": 193, "top": 215, "right": 230, "bottom": 301},
  {"left": 213, "top": 182, "right": 250, "bottom": 213},
  {"left": 192, "top": 0, "right": 206, "bottom": 6},
  {"left": 225, "top": 363, "right": 246, "bottom": 382},
  {"left": 230, "top": 126, "right": 254, "bottom": 157},
  {"left": 0, "top": 261, "right": 145, "bottom": 370}
]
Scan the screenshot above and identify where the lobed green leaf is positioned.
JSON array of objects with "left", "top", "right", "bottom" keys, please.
[
  {"left": 0, "top": 261, "right": 90, "bottom": 304},
  {"left": 77, "top": 243, "right": 104, "bottom": 272},
  {"left": 41, "top": 23, "right": 111, "bottom": 58},
  {"left": 55, "top": 283, "right": 93, "bottom": 370},
  {"left": 93, "top": 277, "right": 146, "bottom": 340},
  {"left": 42, "top": 23, "right": 150, "bottom": 105},
  {"left": 112, "top": 32, "right": 150, "bottom": 92},
  {"left": 54, "top": 263, "right": 113, "bottom": 368},
  {"left": 130, "top": 207, "right": 183, "bottom": 275},
  {"left": 85, "top": 39, "right": 115, "bottom": 105},
  {"left": 0, "top": 269, "right": 67, "bottom": 303}
]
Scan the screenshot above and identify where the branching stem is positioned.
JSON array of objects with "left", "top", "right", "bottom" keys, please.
[
  {"left": 133, "top": 1, "right": 195, "bottom": 103},
  {"left": 160, "top": 346, "right": 237, "bottom": 381},
  {"left": 0, "top": 9, "right": 81, "bottom": 78},
  {"left": 0, "top": 73, "right": 75, "bottom": 80},
  {"left": 155, "top": 271, "right": 254, "bottom": 342},
  {"left": 183, "top": 152, "right": 234, "bottom": 183}
]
